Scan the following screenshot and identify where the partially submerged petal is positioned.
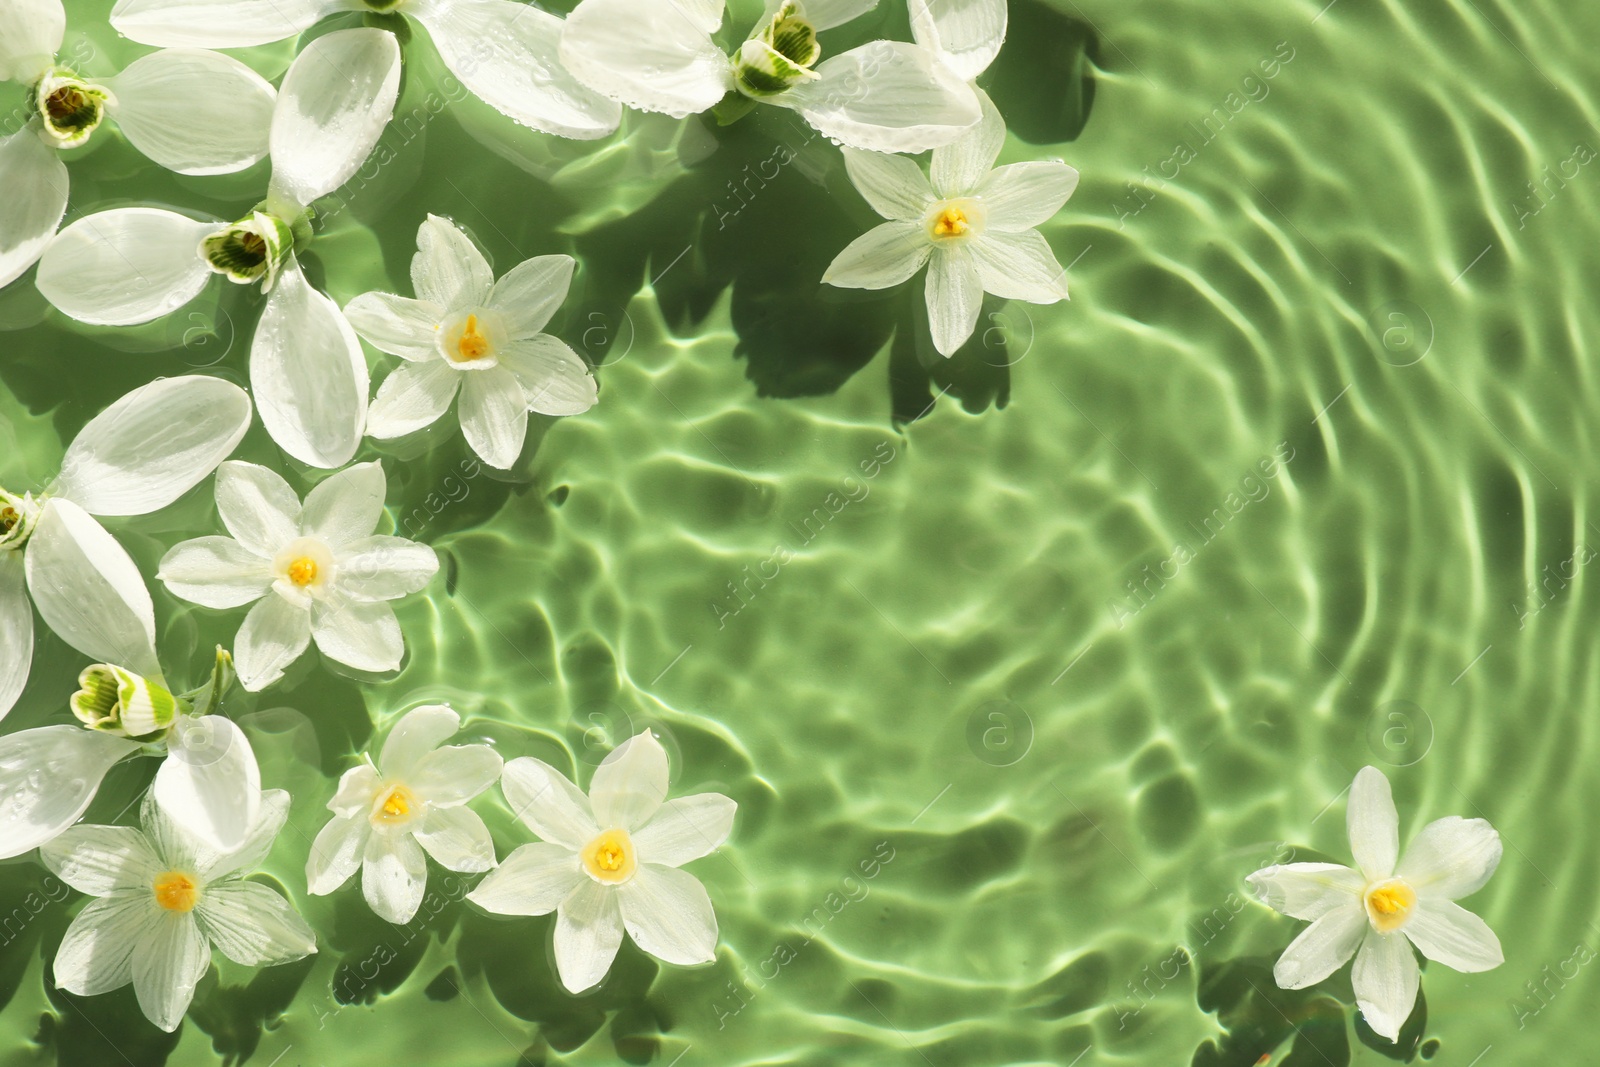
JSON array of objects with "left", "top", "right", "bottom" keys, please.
[
  {"left": 617, "top": 863, "right": 718, "bottom": 965},
  {"left": 552, "top": 877, "right": 625, "bottom": 993},
  {"left": 0, "top": 553, "right": 35, "bottom": 722},
  {"left": 196, "top": 880, "right": 317, "bottom": 966},
  {"left": 1350, "top": 929, "right": 1420, "bottom": 1043},
  {"left": 966, "top": 230, "right": 1069, "bottom": 302},
  {"left": 131, "top": 907, "right": 210, "bottom": 1031},
  {"left": 1402, "top": 899, "right": 1503, "bottom": 973},
  {"left": 53, "top": 891, "right": 156, "bottom": 997},
  {"left": 362, "top": 831, "right": 428, "bottom": 924},
  {"left": 233, "top": 593, "right": 312, "bottom": 691},
  {"left": 467, "top": 841, "right": 582, "bottom": 916},
  {"left": 1271, "top": 903, "right": 1365, "bottom": 990},
  {"left": 412, "top": 805, "right": 496, "bottom": 872},
  {"left": 499, "top": 335, "right": 598, "bottom": 417},
  {"left": 589, "top": 730, "right": 670, "bottom": 832},
  {"left": 500, "top": 757, "right": 598, "bottom": 849},
  {"left": 841, "top": 149, "right": 936, "bottom": 222},
  {"left": 301, "top": 461, "right": 387, "bottom": 547},
  {"left": 306, "top": 813, "right": 369, "bottom": 895},
  {"left": 105, "top": 48, "right": 277, "bottom": 175},
  {"left": 310, "top": 596, "right": 403, "bottom": 674},
  {"left": 366, "top": 361, "right": 461, "bottom": 440},
  {"left": 0, "top": 0, "right": 65, "bottom": 83},
  {"left": 1347, "top": 766, "right": 1400, "bottom": 882},
  {"left": 487, "top": 254, "right": 576, "bottom": 339},
  {"left": 111, "top": 0, "right": 326, "bottom": 48},
  {"left": 909, "top": 0, "right": 1007, "bottom": 82},
  {"left": 411, "top": 214, "right": 494, "bottom": 311},
  {"left": 214, "top": 461, "right": 301, "bottom": 558},
  {"left": 559, "top": 0, "right": 733, "bottom": 119},
  {"left": 977, "top": 160, "right": 1080, "bottom": 232},
  {"left": 343, "top": 291, "right": 444, "bottom": 361},
  {"left": 379, "top": 704, "right": 460, "bottom": 779},
  {"left": 0, "top": 726, "right": 138, "bottom": 859},
  {"left": 457, "top": 366, "right": 529, "bottom": 470},
  {"left": 36, "top": 208, "right": 214, "bottom": 326},
  {"left": 1394, "top": 816, "right": 1503, "bottom": 901},
  {"left": 632, "top": 794, "right": 737, "bottom": 868},
  {"left": 152, "top": 714, "right": 263, "bottom": 851},
  {"left": 335, "top": 536, "right": 439, "bottom": 602},
  {"left": 1245, "top": 862, "right": 1365, "bottom": 921},
  {"left": 929, "top": 88, "right": 1003, "bottom": 198},
  {"left": 784, "top": 41, "right": 981, "bottom": 155},
  {"left": 822, "top": 221, "right": 930, "bottom": 290},
  {"left": 924, "top": 244, "right": 982, "bottom": 356},
  {"left": 42, "top": 824, "right": 162, "bottom": 896},
  {"left": 0, "top": 127, "right": 69, "bottom": 290}
]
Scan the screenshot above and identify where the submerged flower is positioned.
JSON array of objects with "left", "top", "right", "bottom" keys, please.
[
  {"left": 0, "top": 0, "right": 276, "bottom": 288},
  {"left": 35, "top": 28, "right": 402, "bottom": 468},
  {"left": 43, "top": 788, "right": 315, "bottom": 1032},
  {"left": 306, "top": 705, "right": 502, "bottom": 924},
  {"left": 158, "top": 460, "right": 439, "bottom": 691},
  {"left": 1247, "top": 766, "right": 1505, "bottom": 1041},
  {"left": 468, "top": 730, "right": 735, "bottom": 993},
  {"left": 0, "top": 375, "right": 251, "bottom": 722},
  {"left": 109, "top": 0, "right": 621, "bottom": 140},
  {"left": 344, "top": 215, "right": 599, "bottom": 469},
  {"left": 560, "top": 0, "right": 982, "bottom": 153},
  {"left": 823, "top": 93, "right": 1078, "bottom": 356}
]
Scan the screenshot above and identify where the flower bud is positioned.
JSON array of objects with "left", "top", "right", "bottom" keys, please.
[
  {"left": 70, "top": 665, "right": 177, "bottom": 740},
  {"left": 33, "top": 68, "right": 112, "bottom": 150}
]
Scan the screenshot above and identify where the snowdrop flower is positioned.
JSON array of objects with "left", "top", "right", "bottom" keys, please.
[
  {"left": 823, "top": 94, "right": 1078, "bottom": 356},
  {"left": 0, "top": 375, "right": 251, "bottom": 722},
  {"left": 35, "top": 29, "right": 402, "bottom": 468},
  {"left": 109, "top": 0, "right": 621, "bottom": 140},
  {"left": 42, "top": 788, "right": 315, "bottom": 1032},
  {"left": 306, "top": 705, "right": 501, "bottom": 924},
  {"left": 908, "top": 0, "right": 1007, "bottom": 82},
  {"left": 158, "top": 460, "right": 439, "bottom": 692},
  {"left": 344, "top": 215, "right": 598, "bottom": 469},
  {"left": 0, "top": 0, "right": 276, "bottom": 289},
  {"left": 1247, "top": 766, "right": 1505, "bottom": 1042},
  {"left": 468, "top": 730, "right": 735, "bottom": 993},
  {"left": 560, "top": 0, "right": 981, "bottom": 154}
]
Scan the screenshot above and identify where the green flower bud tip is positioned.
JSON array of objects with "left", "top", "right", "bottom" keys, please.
[
  {"left": 70, "top": 665, "right": 177, "bottom": 740},
  {"left": 0, "top": 489, "right": 39, "bottom": 551},
  {"left": 734, "top": 2, "right": 823, "bottom": 99},
  {"left": 33, "top": 68, "right": 111, "bottom": 150},
  {"left": 201, "top": 211, "right": 296, "bottom": 291}
]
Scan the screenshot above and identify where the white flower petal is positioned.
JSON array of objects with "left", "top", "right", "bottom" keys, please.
[
  {"left": 410, "top": 214, "right": 494, "bottom": 312},
  {"left": 798, "top": 0, "right": 878, "bottom": 31},
  {"left": 35, "top": 208, "right": 214, "bottom": 326},
  {"left": 500, "top": 757, "right": 598, "bottom": 848},
  {"left": 967, "top": 229, "right": 1069, "bottom": 302},
  {"left": 1402, "top": 899, "right": 1503, "bottom": 973},
  {"left": 1347, "top": 766, "right": 1399, "bottom": 882},
  {"left": 267, "top": 28, "right": 402, "bottom": 213},
  {"left": 0, "top": 553, "right": 34, "bottom": 722},
  {"left": 24, "top": 498, "right": 159, "bottom": 676},
  {"left": 196, "top": 880, "right": 316, "bottom": 966},
  {"left": 306, "top": 813, "right": 369, "bottom": 895},
  {"left": 412, "top": 744, "right": 503, "bottom": 807},
  {"left": 343, "top": 292, "right": 444, "bottom": 361},
  {"left": 1245, "top": 862, "right": 1365, "bottom": 922},
  {"left": 909, "top": 0, "right": 1006, "bottom": 81},
  {"left": 110, "top": 0, "right": 327, "bottom": 48},
  {"left": 822, "top": 222, "right": 930, "bottom": 289},
  {"left": 367, "top": 360, "right": 461, "bottom": 440},
  {"left": 410, "top": 0, "right": 622, "bottom": 140},
  {"left": 0, "top": 127, "right": 68, "bottom": 290},
  {"left": 413, "top": 805, "right": 496, "bottom": 872},
  {"left": 559, "top": 0, "right": 733, "bottom": 119},
  {"left": 785, "top": 41, "right": 981, "bottom": 155},
  {"left": 458, "top": 366, "right": 529, "bottom": 469},
  {"left": 328, "top": 764, "right": 381, "bottom": 818},
  {"left": 500, "top": 335, "right": 598, "bottom": 417},
  {"left": 362, "top": 831, "right": 427, "bottom": 924},
  {"left": 589, "top": 730, "right": 669, "bottom": 832},
  {"left": 1271, "top": 903, "right": 1365, "bottom": 990},
  {"left": 924, "top": 245, "right": 982, "bottom": 356},
  {"left": 301, "top": 461, "right": 386, "bottom": 546},
  {"left": 104, "top": 48, "right": 277, "bottom": 175},
  {"left": 54, "top": 375, "right": 252, "bottom": 517},
  {"left": 1351, "top": 929, "right": 1420, "bottom": 1043},
  {"left": 467, "top": 842, "right": 581, "bottom": 916},
  {"left": 310, "top": 596, "right": 403, "bottom": 673},
  {"left": 617, "top": 863, "right": 717, "bottom": 965},
  {"left": 215, "top": 461, "right": 301, "bottom": 556},
  {"left": 153, "top": 715, "right": 263, "bottom": 852},
  {"left": 553, "top": 878, "right": 624, "bottom": 993},
  {"left": 929, "top": 88, "right": 1002, "bottom": 197},
  {"left": 53, "top": 891, "right": 156, "bottom": 997},
  {"left": 633, "top": 794, "right": 736, "bottom": 868},
  {"left": 487, "top": 254, "right": 575, "bottom": 339},
  {"left": 977, "top": 160, "right": 1079, "bottom": 232},
  {"left": 842, "top": 149, "right": 935, "bottom": 222},
  {"left": 132, "top": 912, "right": 210, "bottom": 1032},
  {"left": 0, "top": 726, "right": 137, "bottom": 859},
  {"left": 41, "top": 825, "right": 162, "bottom": 896},
  {"left": 234, "top": 593, "right": 312, "bottom": 691},
  {"left": 335, "top": 536, "right": 438, "bottom": 602},
  {"left": 0, "top": 0, "right": 64, "bottom": 83},
  {"left": 1395, "top": 816, "right": 1503, "bottom": 901},
  {"left": 199, "top": 788, "right": 290, "bottom": 880},
  {"left": 251, "top": 261, "right": 370, "bottom": 468},
  {"left": 379, "top": 705, "right": 459, "bottom": 778}
]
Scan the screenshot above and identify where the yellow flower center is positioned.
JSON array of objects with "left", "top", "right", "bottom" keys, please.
[
  {"left": 454, "top": 314, "right": 492, "bottom": 362},
  {"left": 153, "top": 871, "right": 199, "bottom": 912},
  {"left": 580, "top": 828, "right": 638, "bottom": 885},
  {"left": 1363, "top": 878, "right": 1417, "bottom": 933},
  {"left": 932, "top": 207, "right": 971, "bottom": 239},
  {"left": 374, "top": 784, "right": 415, "bottom": 824},
  {"left": 0, "top": 507, "right": 16, "bottom": 533},
  {"left": 287, "top": 557, "right": 318, "bottom": 586}
]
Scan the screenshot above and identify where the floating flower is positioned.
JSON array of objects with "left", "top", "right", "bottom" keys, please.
[
  {"left": 823, "top": 93, "right": 1077, "bottom": 356},
  {"left": 343, "top": 215, "right": 598, "bottom": 469},
  {"left": 560, "top": 0, "right": 982, "bottom": 154},
  {"left": 1247, "top": 766, "right": 1505, "bottom": 1041},
  {"left": 306, "top": 704, "right": 502, "bottom": 924},
  {"left": 108, "top": 0, "right": 621, "bottom": 140},
  {"left": 158, "top": 460, "right": 439, "bottom": 692},
  {"left": 0, "top": 0, "right": 276, "bottom": 288},
  {"left": 0, "top": 375, "right": 251, "bottom": 721},
  {"left": 42, "top": 787, "right": 315, "bottom": 1032},
  {"left": 468, "top": 730, "right": 735, "bottom": 993},
  {"left": 35, "top": 29, "right": 401, "bottom": 468}
]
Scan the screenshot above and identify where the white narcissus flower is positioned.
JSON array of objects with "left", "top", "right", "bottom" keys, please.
[
  {"left": 560, "top": 0, "right": 982, "bottom": 154},
  {"left": 824, "top": 92, "right": 1078, "bottom": 356},
  {"left": 468, "top": 730, "right": 735, "bottom": 994},
  {"left": 108, "top": 0, "right": 621, "bottom": 140},
  {"left": 0, "top": 375, "right": 251, "bottom": 721},
  {"left": 909, "top": 0, "right": 1008, "bottom": 82},
  {"left": 42, "top": 788, "right": 315, "bottom": 1033},
  {"left": 0, "top": 0, "right": 277, "bottom": 289},
  {"left": 1247, "top": 766, "right": 1505, "bottom": 1042},
  {"left": 35, "top": 29, "right": 402, "bottom": 469},
  {"left": 344, "top": 214, "right": 599, "bottom": 469},
  {"left": 306, "top": 704, "right": 502, "bottom": 924},
  {"left": 157, "top": 460, "right": 439, "bottom": 692}
]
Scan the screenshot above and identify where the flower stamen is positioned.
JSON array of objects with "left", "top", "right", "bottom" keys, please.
[
  {"left": 373, "top": 784, "right": 416, "bottom": 825},
  {"left": 454, "top": 314, "right": 491, "bottom": 362},
  {"left": 580, "top": 828, "right": 638, "bottom": 885},
  {"left": 1363, "top": 878, "right": 1417, "bottom": 933},
  {"left": 287, "top": 557, "right": 318, "bottom": 587},
  {"left": 153, "top": 871, "right": 199, "bottom": 912},
  {"left": 933, "top": 207, "right": 970, "bottom": 238}
]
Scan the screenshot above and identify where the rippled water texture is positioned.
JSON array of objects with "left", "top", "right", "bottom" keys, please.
[{"left": 1, "top": 0, "right": 1596, "bottom": 1063}]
